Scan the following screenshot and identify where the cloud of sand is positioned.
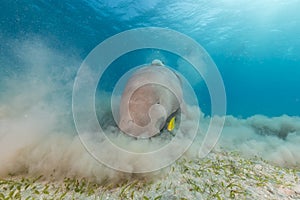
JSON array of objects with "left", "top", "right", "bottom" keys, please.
[
  {"left": 215, "top": 115, "right": 300, "bottom": 168},
  {"left": 0, "top": 38, "right": 199, "bottom": 182},
  {"left": 1, "top": 38, "right": 300, "bottom": 184}
]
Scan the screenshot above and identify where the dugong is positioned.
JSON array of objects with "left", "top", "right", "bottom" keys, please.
[{"left": 118, "top": 59, "right": 184, "bottom": 138}]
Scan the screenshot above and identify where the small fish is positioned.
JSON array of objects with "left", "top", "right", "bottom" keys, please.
[{"left": 167, "top": 116, "right": 176, "bottom": 132}]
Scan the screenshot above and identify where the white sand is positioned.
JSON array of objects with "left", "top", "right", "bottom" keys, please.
[{"left": 0, "top": 150, "right": 299, "bottom": 200}]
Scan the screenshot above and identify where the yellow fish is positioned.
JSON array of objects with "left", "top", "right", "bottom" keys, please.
[{"left": 167, "top": 116, "right": 176, "bottom": 131}]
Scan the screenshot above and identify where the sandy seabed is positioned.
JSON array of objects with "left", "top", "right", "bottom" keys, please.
[{"left": 0, "top": 150, "right": 299, "bottom": 200}]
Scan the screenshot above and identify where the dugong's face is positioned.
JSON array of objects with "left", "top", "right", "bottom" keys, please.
[{"left": 118, "top": 61, "right": 183, "bottom": 138}]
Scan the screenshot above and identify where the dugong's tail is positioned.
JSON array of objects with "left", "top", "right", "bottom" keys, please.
[{"left": 151, "top": 59, "right": 164, "bottom": 66}]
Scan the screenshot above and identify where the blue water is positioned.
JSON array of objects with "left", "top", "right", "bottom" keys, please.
[{"left": 1, "top": 0, "right": 300, "bottom": 117}]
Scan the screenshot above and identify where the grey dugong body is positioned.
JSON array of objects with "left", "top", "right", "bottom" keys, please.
[{"left": 118, "top": 60, "right": 184, "bottom": 138}]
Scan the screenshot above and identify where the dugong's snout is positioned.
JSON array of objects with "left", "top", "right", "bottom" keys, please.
[{"left": 118, "top": 103, "right": 168, "bottom": 138}]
